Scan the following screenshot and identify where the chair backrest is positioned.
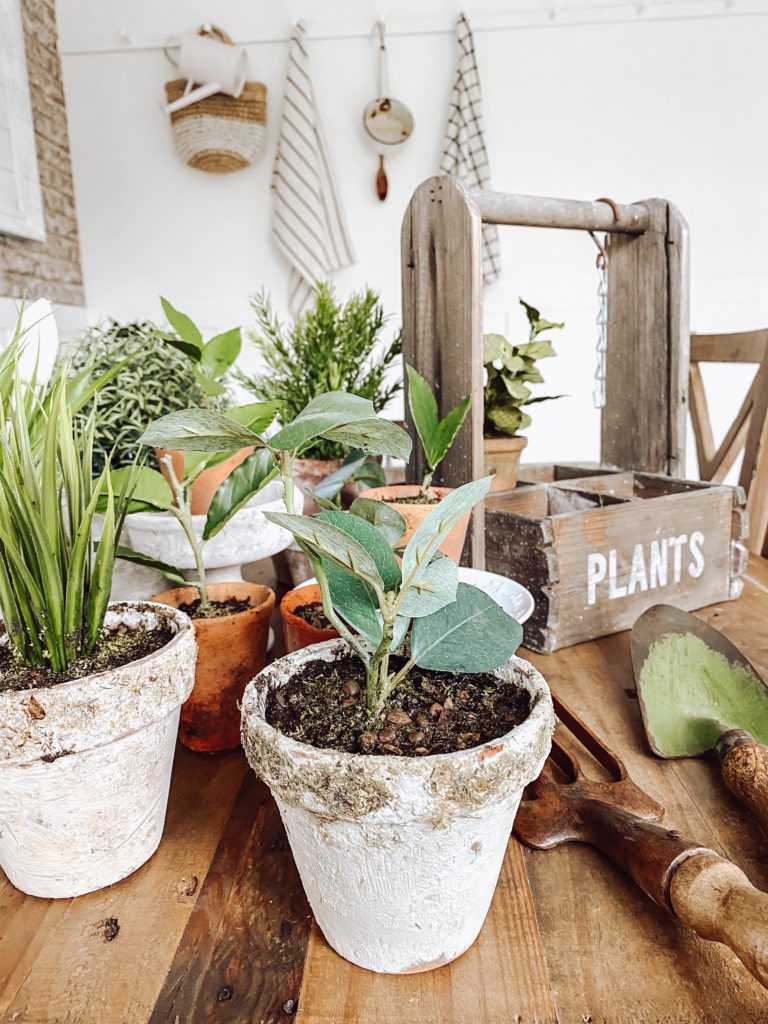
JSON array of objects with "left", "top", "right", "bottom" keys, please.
[{"left": 689, "top": 328, "right": 768, "bottom": 555}]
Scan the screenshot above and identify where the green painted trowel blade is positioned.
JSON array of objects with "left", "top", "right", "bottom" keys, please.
[{"left": 630, "top": 605, "right": 768, "bottom": 759}]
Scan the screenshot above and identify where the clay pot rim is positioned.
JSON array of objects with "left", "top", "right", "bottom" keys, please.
[
  {"left": 243, "top": 638, "right": 553, "bottom": 770},
  {"left": 151, "top": 581, "right": 275, "bottom": 626},
  {"left": 0, "top": 600, "right": 193, "bottom": 703},
  {"left": 359, "top": 484, "right": 452, "bottom": 508},
  {"left": 483, "top": 435, "right": 529, "bottom": 452},
  {"left": 280, "top": 584, "right": 337, "bottom": 640}
]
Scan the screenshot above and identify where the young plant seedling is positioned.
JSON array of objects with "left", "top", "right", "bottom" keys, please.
[
  {"left": 308, "top": 450, "right": 387, "bottom": 511},
  {"left": 139, "top": 392, "right": 412, "bottom": 626},
  {"left": 160, "top": 296, "right": 242, "bottom": 398},
  {"left": 406, "top": 364, "right": 471, "bottom": 497}
]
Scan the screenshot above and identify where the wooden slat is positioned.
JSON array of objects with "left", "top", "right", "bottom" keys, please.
[
  {"left": 0, "top": 748, "right": 247, "bottom": 1024},
  {"left": 296, "top": 840, "right": 557, "bottom": 1024},
  {"left": 691, "top": 329, "right": 768, "bottom": 363},
  {"left": 149, "top": 773, "right": 311, "bottom": 1024},
  {"left": 473, "top": 190, "right": 649, "bottom": 233}
]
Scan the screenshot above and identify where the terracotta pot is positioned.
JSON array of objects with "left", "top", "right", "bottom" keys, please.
[
  {"left": 484, "top": 436, "right": 528, "bottom": 492},
  {"left": 360, "top": 485, "right": 470, "bottom": 563},
  {"left": 152, "top": 582, "right": 274, "bottom": 753},
  {"left": 241, "top": 639, "right": 555, "bottom": 974},
  {"left": 280, "top": 583, "right": 339, "bottom": 653},
  {"left": 156, "top": 447, "right": 255, "bottom": 515}
]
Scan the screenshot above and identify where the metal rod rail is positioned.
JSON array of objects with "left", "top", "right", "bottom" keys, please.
[{"left": 473, "top": 189, "right": 650, "bottom": 234}]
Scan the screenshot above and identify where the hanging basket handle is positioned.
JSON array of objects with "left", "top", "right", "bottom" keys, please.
[{"left": 164, "top": 22, "right": 235, "bottom": 68}]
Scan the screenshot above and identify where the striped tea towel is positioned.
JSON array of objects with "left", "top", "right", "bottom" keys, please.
[
  {"left": 272, "top": 21, "right": 355, "bottom": 315},
  {"left": 441, "top": 13, "right": 501, "bottom": 285}
]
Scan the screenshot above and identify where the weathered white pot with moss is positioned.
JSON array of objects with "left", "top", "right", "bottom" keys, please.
[
  {"left": 0, "top": 602, "right": 196, "bottom": 899},
  {"left": 241, "top": 639, "right": 554, "bottom": 974}
]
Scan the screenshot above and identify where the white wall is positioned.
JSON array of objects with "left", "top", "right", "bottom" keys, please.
[{"left": 57, "top": 0, "right": 768, "bottom": 471}]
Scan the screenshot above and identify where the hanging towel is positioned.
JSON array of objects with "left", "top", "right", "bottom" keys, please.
[
  {"left": 441, "top": 13, "right": 501, "bottom": 285},
  {"left": 272, "top": 21, "right": 355, "bottom": 315}
]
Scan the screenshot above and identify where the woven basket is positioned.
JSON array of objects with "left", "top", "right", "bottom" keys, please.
[{"left": 165, "top": 78, "right": 267, "bottom": 173}]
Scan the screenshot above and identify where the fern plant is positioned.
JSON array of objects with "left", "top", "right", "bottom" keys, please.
[{"left": 240, "top": 283, "right": 402, "bottom": 460}]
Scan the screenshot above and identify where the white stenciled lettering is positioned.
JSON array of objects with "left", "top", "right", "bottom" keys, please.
[
  {"left": 627, "top": 543, "right": 649, "bottom": 596},
  {"left": 585, "top": 532, "right": 707, "bottom": 603},
  {"left": 668, "top": 534, "right": 688, "bottom": 584},
  {"left": 587, "top": 552, "right": 607, "bottom": 606},
  {"left": 607, "top": 549, "right": 627, "bottom": 600},
  {"left": 688, "top": 531, "right": 705, "bottom": 578},
  {"left": 649, "top": 538, "right": 668, "bottom": 589}
]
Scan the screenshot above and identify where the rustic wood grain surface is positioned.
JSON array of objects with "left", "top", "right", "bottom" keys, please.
[{"left": 2, "top": 559, "right": 768, "bottom": 1023}]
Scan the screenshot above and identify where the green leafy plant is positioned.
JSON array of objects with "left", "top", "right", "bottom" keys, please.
[
  {"left": 143, "top": 395, "right": 522, "bottom": 713},
  {"left": 0, "top": 338, "right": 138, "bottom": 671},
  {"left": 406, "top": 364, "right": 471, "bottom": 496},
  {"left": 310, "top": 451, "right": 387, "bottom": 509},
  {"left": 484, "top": 299, "right": 564, "bottom": 438},
  {"left": 159, "top": 297, "right": 241, "bottom": 398},
  {"left": 69, "top": 319, "right": 213, "bottom": 472},
  {"left": 241, "top": 283, "right": 402, "bottom": 460}
]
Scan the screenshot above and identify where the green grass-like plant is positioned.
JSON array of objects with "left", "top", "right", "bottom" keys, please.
[
  {"left": 240, "top": 283, "right": 402, "bottom": 460},
  {"left": 406, "top": 364, "right": 471, "bottom": 496},
  {"left": 0, "top": 343, "right": 138, "bottom": 672}
]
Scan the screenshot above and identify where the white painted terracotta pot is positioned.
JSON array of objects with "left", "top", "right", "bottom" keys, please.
[
  {"left": 241, "top": 640, "right": 554, "bottom": 974},
  {"left": 124, "top": 479, "right": 301, "bottom": 583},
  {"left": 0, "top": 602, "right": 196, "bottom": 899}
]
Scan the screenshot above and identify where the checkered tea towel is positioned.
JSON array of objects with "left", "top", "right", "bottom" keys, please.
[
  {"left": 272, "top": 21, "right": 355, "bottom": 315},
  {"left": 441, "top": 13, "right": 501, "bottom": 284}
]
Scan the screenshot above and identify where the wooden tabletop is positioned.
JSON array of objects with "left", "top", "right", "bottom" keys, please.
[{"left": 3, "top": 558, "right": 768, "bottom": 1024}]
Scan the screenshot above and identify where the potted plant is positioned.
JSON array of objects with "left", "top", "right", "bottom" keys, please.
[
  {"left": 155, "top": 297, "right": 256, "bottom": 513},
  {"left": 0, "top": 334, "right": 195, "bottom": 899},
  {"left": 241, "top": 283, "right": 402, "bottom": 516},
  {"left": 244, "top": 458, "right": 553, "bottom": 973},
  {"left": 362, "top": 363, "right": 472, "bottom": 562},
  {"left": 137, "top": 393, "right": 410, "bottom": 752},
  {"left": 484, "top": 299, "right": 564, "bottom": 491}
]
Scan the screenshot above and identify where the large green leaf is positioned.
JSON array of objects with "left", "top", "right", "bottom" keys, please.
[
  {"left": 401, "top": 477, "right": 491, "bottom": 589},
  {"left": 107, "top": 466, "right": 172, "bottom": 512},
  {"left": 434, "top": 394, "right": 471, "bottom": 467},
  {"left": 160, "top": 297, "right": 202, "bottom": 356},
  {"left": 518, "top": 340, "right": 556, "bottom": 360},
  {"left": 263, "top": 511, "right": 384, "bottom": 592},
  {"left": 406, "top": 364, "right": 440, "bottom": 467},
  {"left": 323, "top": 560, "right": 382, "bottom": 646},
  {"left": 322, "top": 417, "right": 412, "bottom": 462},
  {"left": 202, "top": 327, "right": 241, "bottom": 379},
  {"left": 411, "top": 583, "right": 522, "bottom": 672},
  {"left": 349, "top": 497, "right": 406, "bottom": 547},
  {"left": 203, "top": 449, "right": 278, "bottom": 540},
  {"left": 317, "top": 509, "right": 401, "bottom": 590},
  {"left": 269, "top": 392, "right": 374, "bottom": 451},
  {"left": 225, "top": 401, "right": 281, "bottom": 434},
  {"left": 399, "top": 552, "right": 458, "bottom": 618},
  {"left": 139, "top": 409, "right": 260, "bottom": 452},
  {"left": 314, "top": 452, "right": 368, "bottom": 500},
  {"left": 354, "top": 459, "right": 386, "bottom": 490}
]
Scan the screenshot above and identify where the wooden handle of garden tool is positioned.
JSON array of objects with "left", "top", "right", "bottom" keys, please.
[
  {"left": 716, "top": 731, "right": 768, "bottom": 835},
  {"left": 670, "top": 853, "right": 768, "bottom": 989}
]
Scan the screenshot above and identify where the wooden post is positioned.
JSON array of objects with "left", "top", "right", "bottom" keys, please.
[
  {"left": 401, "top": 176, "right": 485, "bottom": 565},
  {"left": 601, "top": 199, "right": 690, "bottom": 474},
  {"left": 401, "top": 176, "right": 690, "bottom": 567}
]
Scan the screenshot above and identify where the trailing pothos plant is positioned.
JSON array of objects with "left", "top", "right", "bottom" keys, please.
[
  {"left": 406, "top": 364, "right": 471, "bottom": 497},
  {"left": 142, "top": 392, "right": 522, "bottom": 713}
]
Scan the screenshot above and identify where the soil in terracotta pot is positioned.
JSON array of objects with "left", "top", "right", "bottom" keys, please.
[
  {"left": 177, "top": 596, "right": 252, "bottom": 620},
  {"left": 266, "top": 653, "right": 531, "bottom": 756},
  {"left": 292, "top": 601, "right": 332, "bottom": 630},
  {"left": 391, "top": 493, "right": 441, "bottom": 505},
  {"left": 0, "top": 620, "right": 174, "bottom": 693}
]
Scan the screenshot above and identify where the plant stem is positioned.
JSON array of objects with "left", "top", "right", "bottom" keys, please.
[
  {"left": 420, "top": 468, "right": 434, "bottom": 500},
  {"left": 279, "top": 451, "right": 297, "bottom": 515},
  {"left": 162, "top": 455, "right": 209, "bottom": 609},
  {"left": 366, "top": 616, "right": 394, "bottom": 712}
]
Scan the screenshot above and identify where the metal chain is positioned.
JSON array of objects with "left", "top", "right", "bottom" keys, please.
[{"left": 590, "top": 232, "right": 608, "bottom": 409}]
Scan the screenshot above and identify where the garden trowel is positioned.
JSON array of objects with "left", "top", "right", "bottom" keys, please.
[{"left": 631, "top": 605, "right": 768, "bottom": 834}]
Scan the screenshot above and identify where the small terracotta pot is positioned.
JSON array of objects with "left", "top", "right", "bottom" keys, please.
[
  {"left": 360, "top": 485, "right": 470, "bottom": 563},
  {"left": 280, "top": 583, "right": 339, "bottom": 653},
  {"left": 484, "top": 436, "right": 528, "bottom": 492},
  {"left": 156, "top": 447, "right": 255, "bottom": 515},
  {"left": 151, "top": 581, "right": 274, "bottom": 753}
]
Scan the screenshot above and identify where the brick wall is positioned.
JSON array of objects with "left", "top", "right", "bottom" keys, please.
[{"left": 0, "top": 0, "right": 84, "bottom": 306}]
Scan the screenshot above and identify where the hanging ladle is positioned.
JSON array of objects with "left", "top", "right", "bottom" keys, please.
[{"left": 362, "top": 21, "right": 414, "bottom": 201}]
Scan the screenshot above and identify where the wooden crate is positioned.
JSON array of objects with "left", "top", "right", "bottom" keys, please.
[{"left": 485, "top": 464, "right": 748, "bottom": 652}]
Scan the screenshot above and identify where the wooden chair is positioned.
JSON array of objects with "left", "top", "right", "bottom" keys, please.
[{"left": 689, "top": 329, "right": 768, "bottom": 556}]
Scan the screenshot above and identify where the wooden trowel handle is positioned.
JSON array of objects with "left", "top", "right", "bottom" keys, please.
[
  {"left": 716, "top": 730, "right": 768, "bottom": 834},
  {"left": 671, "top": 853, "right": 768, "bottom": 989}
]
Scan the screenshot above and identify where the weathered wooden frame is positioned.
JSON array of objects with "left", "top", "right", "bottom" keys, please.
[{"left": 401, "top": 175, "right": 689, "bottom": 567}]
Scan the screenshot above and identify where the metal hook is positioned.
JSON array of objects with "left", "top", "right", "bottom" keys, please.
[{"left": 589, "top": 230, "right": 607, "bottom": 270}]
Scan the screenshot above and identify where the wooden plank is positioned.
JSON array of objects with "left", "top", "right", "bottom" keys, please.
[
  {"left": 149, "top": 773, "right": 311, "bottom": 1024},
  {"left": 601, "top": 199, "right": 689, "bottom": 476},
  {"left": 0, "top": 748, "right": 247, "bottom": 1024},
  {"left": 521, "top": 579, "right": 768, "bottom": 1023},
  {"left": 474, "top": 190, "right": 649, "bottom": 233},
  {"left": 296, "top": 840, "right": 557, "bottom": 1024},
  {"left": 401, "top": 175, "right": 485, "bottom": 566},
  {"left": 691, "top": 329, "right": 768, "bottom": 363},
  {"left": 740, "top": 358, "right": 768, "bottom": 556}
]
